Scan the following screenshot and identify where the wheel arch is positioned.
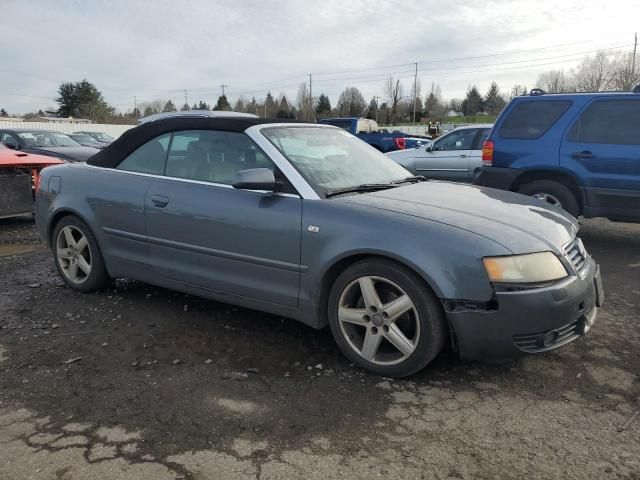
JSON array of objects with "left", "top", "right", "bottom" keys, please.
[
  {"left": 511, "top": 169, "right": 585, "bottom": 211},
  {"left": 47, "top": 208, "right": 96, "bottom": 248},
  {"left": 314, "top": 251, "right": 445, "bottom": 329}
]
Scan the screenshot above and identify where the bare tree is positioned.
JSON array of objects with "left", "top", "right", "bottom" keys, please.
[
  {"left": 295, "top": 82, "right": 313, "bottom": 121},
  {"left": 384, "top": 76, "right": 402, "bottom": 124},
  {"left": 610, "top": 51, "right": 640, "bottom": 91},
  {"left": 510, "top": 84, "right": 528, "bottom": 98},
  {"left": 574, "top": 52, "right": 614, "bottom": 92},
  {"left": 234, "top": 96, "right": 246, "bottom": 112},
  {"left": 536, "top": 70, "right": 574, "bottom": 93},
  {"left": 139, "top": 99, "right": 165, "bottom": 115},
  {"left": 337, "top": 87, "right": 367, "bottom": 117}
]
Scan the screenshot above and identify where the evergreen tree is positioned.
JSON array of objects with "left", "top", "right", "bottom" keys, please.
[
  {"left": 247, "top": 96, "right": 258, "bottom": 115},
  {"left": 462, "top": 86, "right": 484, "bottom": 115},
  {"left": 484, "top": 82, "right": 507, "bottom": 115},
  {"left": 366, "top": 97, "right": 378, "bottom": 119},
  {"left": 0, "top": 108, "right": 7, "bottom": 117},
  {"left": 143, "top": 106, "right": 154, "bottom": 117},
  {"left": 213, "top": 95, "right": 231, "bottom": 111},
  {"left": 234, "top": 97, "right": 246, "bottom": 112},
  {"left": 197, "top": 100, "right": 210, "bottom": 110},
  {"left": 180, "top": 103, "right": 190, "bottom": 111},
  {"left": 163, "top": 100, "right": 177, "bottom": 112},
  {"left": 264, "top": 92, "right": 275, "bottom": 117},
  {"left": 55, "top": 79, "right": 114, "bottom": 122},
  {"left": 315, "top": 93, "right": 332, "bottom": 116}
]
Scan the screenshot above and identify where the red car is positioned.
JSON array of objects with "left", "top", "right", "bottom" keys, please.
[{"left": 0, "top": 143, "right": 63, "bottom": 219}]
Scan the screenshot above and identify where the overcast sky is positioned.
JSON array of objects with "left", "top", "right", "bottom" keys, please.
[{"left": 1, "top": 0, "right": 639, "bottom": 114}]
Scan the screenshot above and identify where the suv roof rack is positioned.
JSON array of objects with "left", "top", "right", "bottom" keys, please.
[
  {"left": 530, "top": 88, "right": 546, "bottom": 96},
  {"left": 633, "top": 84, "right": 640, "bottom": 93}
]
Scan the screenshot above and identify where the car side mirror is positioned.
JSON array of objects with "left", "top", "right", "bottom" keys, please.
[
  {"left": 426, "top": 143, "right": 434, "bottom": 152},
  {"left": 3, "top": 142, "right": 18, "bottom": 150},
  {"left": 232, "top": 168, "right": 278, "bottom": 191}
]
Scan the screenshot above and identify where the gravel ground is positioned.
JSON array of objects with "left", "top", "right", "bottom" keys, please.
[{"left": 0, "top": 215, "right": 638, "bottom": 479}]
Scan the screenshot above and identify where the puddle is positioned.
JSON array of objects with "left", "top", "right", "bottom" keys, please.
[{"left": 0, "top": 244, "right": 40, "bottom": 257}]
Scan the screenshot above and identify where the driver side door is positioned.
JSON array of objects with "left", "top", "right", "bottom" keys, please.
[{"left": 414, "top": 128, "right": 478, "bottom": 182}]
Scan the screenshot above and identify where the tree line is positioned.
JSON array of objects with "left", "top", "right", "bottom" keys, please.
[{"left": 4, "top": 49, "right": 637, "bottom": 125}]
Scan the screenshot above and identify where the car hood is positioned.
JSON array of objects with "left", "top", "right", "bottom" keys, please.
[
  {"left": 24, "top": 146, "right": 99, "bottom": 161},
  {"left": 338, "top": 181, "right": 578, "bottom": 254}
]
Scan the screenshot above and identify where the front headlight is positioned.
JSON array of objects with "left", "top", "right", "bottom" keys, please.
[{"left": 482, "top": 252, "right": 568, "bottom": 284}]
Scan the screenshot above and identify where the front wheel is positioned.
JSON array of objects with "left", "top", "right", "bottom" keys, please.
[
  {"left": 52, "top": 216, "right": 111, "bottom": 292},
  {"left": 328, "top": 259, "right": 447, "bottom": 377},
  {"left": 518, "top": 180, "right": 580, "bottom": 217}
]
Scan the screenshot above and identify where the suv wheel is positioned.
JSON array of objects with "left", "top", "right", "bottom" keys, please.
[
  {"left": 518, "top": 180, "right": 580, "bottom": 217},
  {"left": 328, "top": 259, "right": 447, "bottom": 377}
]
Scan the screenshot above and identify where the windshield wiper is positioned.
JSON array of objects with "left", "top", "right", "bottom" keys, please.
[
  {"left": 325, "top": 183, "right": 398, "bottom": 198},
  {"left": 391, "top": 175, "right": 427, "bottom": 184}
]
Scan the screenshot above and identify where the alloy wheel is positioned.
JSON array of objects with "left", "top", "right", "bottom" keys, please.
[
  {"left": 533, "top": 192, "right": 562, "bottom": 208},
  {"left": 56, "top": 226, "right": 92, "bottom": 284},
  {"left": 337, "top": 275, "right": 420, "bottom": 366}
]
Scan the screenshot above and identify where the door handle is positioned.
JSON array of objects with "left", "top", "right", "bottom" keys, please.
[
  {"left": 459, "top": 154, "right": 467, "bottom": 158},
  {"left": 572, "top": 151, "right": 594, "bottom": 159},
  {"left": 151, "top": 195, "right": 169, "bottom": 208}
]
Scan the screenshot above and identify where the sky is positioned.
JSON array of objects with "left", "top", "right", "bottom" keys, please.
[{"left": 1, "top": 0, "right": 639, "bottom": 115}]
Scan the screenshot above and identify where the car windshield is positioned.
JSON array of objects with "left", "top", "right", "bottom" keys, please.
[
  {"left": 17, "top": 131, "right": 80, "bottom": 147},
  {"left": 72, "top": 134, "right": 100, "bottom": 144},
  {"left": 262, "top": 126, "right": 411, "bottom": 196},
  {"left": 93, "top": 133, "right": 113, "bottom": 141}
]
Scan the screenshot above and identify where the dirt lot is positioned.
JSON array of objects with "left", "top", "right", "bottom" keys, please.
[{"left": 0, "top": 216, "right": 638, "bottom": 479}]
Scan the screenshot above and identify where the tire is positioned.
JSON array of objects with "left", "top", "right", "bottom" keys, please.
[
  {"left": 52, "top": 216, "right": 111, "bottom": 292},
  {"left": 328, "top": 259, "right": 447, "bottom": 378},
  {"left": 518, "top": 179, "right": 580, "bottom": 218}
]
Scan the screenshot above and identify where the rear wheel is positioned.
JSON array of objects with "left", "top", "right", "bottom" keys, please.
[
  {"left": 518, "top": 179, "right": 580, "bottom": 217},
  {"left": 52, "top": 216, "right": 111, "bottom": 292},
  {"left": 328, "top": 259, "right": 447, "bottom": 377}
]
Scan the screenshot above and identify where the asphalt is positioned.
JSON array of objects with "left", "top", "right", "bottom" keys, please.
[{"left": 0, "top": 216, "right": 638, "bottom": 479}]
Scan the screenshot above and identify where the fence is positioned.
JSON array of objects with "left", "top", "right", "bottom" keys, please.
[{"left": 0, "top": 121, "right": 134, "bottom": 138}]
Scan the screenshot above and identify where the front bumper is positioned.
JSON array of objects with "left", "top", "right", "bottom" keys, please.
[{"left": 447, "top": 258, "right": 603, "bottom": 361}]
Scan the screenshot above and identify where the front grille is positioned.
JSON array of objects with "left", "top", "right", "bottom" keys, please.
[
  {"left": 513, "top": 318, "right": 584, "bottom": 353},
  {"left": 564, "top": 238, "right": 587, "bottom": 274}
]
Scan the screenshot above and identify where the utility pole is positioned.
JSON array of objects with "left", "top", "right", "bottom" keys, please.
[
  {"left": 220, "top": 84, "right": 229, "bottom": 97},
  {"left": 184, "top": 89, "right": 188, "bottom": 109},
  {"left": 308, "top": 73, "right": 313, "bottom": 121},
  {"left": 413, "top": 62, "right": 418, "bottom": 124},
  {"left": 373, "top": 95, "right": 380, "bottom": 123}
]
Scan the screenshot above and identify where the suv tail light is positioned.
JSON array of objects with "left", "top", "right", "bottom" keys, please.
[
  {"left": 394, "top": 137, "right": 406, "bottom": 150},
  {"left": 482, "top": 140, "right": 494, "bottom": 166}
]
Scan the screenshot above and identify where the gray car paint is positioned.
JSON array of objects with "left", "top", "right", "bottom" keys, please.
[{"left": 35, "top": 142, "right": 576, "bottom": 331}]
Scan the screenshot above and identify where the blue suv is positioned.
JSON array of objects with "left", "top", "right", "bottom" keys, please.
[{"left": 475, "top": 85, "right": 640, "bottom": 222}]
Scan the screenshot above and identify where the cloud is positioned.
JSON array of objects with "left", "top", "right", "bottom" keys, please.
[{"left": 1, "top": 0, "right": 638, "bottom": 114}]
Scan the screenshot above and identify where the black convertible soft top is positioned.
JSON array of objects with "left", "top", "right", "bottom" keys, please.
[{"left": 87, "top": 117, "right": 302, "bottom": 168}]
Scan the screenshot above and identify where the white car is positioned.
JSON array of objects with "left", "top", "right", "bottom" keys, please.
[{"left": 387, "top": 124, "right": 492, "bottom": 183}]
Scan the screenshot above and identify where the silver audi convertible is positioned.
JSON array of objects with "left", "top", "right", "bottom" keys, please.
[{"left": 35, "top": 112, "right": 603, "bottom": 377}]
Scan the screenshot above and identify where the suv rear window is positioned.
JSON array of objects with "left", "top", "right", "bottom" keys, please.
[
  {"left": 567, "top": 99, "right": 640, "bottom": 145},
  {"left": 499, "top": 100, "right": 572, "bottom": 139}
]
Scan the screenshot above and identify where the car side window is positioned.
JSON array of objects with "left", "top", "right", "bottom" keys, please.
[
  {"left": 474, "top": 129, "right": 491, "bottom": 150},
  {"left": 116, "top": 133, "right": 171, "bottom": 175},
  {"left": 567, "top": 100, "right": 640, "bottom": 145},
  {"left": 433, "top": 129, "right": 476, "bottom": 151},
  {"left": 165, "top": 130, "right": 278, "bottom": 186},
  {"left": 499, "top": 100, "right": 572, "bottom": 139}
]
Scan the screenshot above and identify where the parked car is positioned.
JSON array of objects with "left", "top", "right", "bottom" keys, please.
[
  {"left": 73, "top": 131, "right": 115, "bottom": 146},
  {"left": 0, "top": 143, "right": 63, "bottom": 219},
  {"left": 68, "top": 133, "right": 105, "bottom": 149},
  {"left": 319, "top": 117, "right": 409, "bottom": 152},
  {"left": 387, "top": 124, "right": 492, "bottom": 182},
  {"left": 35, "top": 115, "right": 603, "bottom": 377},
  {"left": 0, "top": 129, "right": 100, "bottom": 162},
  {"left": 475, "top": 86, "right": 640, "bottom": 222}
]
